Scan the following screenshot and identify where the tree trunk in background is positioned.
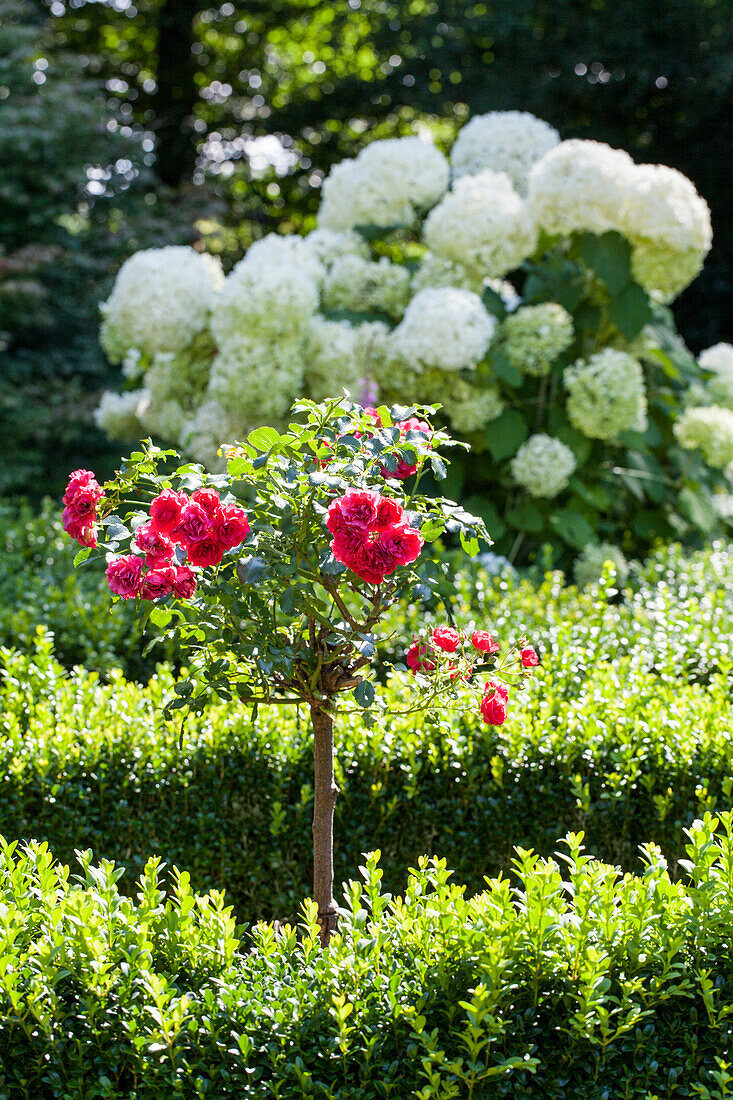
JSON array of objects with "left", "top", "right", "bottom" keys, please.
[
  {"left": 152, "top": 0, "right": 199, "bottom": 188},
  {"left": 310, "top": 704, "right": 339, "bottom": 946}
]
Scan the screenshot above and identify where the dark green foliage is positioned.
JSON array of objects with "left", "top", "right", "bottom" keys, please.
[{"left": 3, "top": 823, "right": 733, "bottom": 1097}]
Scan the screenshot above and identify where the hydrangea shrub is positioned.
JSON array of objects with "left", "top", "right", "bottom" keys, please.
[
  {"left": 65, "top": 399, "right": 538, "bottom": 942},
  {"left": 95, "top": 111, "right": 730, "bottom": 565}
]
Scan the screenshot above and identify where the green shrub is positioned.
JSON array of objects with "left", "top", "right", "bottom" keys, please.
[
  {"left": 4, "top": 568, "right": 733, "bottom": 925},
  {"left": 3, "top": 820, "right": 733, "bottom": 1098}
]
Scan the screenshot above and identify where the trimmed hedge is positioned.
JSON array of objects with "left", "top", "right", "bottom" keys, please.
[
  {"left": 2, "top": 819, "right": 733, "bottom": 1098},
  {"left": 3, "top": 592, "right": 733, "bottom": 924}
]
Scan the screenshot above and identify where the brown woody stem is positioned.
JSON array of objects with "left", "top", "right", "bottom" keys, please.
[{"left": 310, "top": 702, "right": 339, "bottom": 946}]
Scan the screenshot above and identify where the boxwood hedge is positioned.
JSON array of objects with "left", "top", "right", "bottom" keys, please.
[{"left": 2, "top": 818, "right": 733, "bottom": 1099}]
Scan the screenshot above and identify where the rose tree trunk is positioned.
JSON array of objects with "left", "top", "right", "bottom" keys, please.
[{"left": 310, "top": 704, "right": 339, "bottom": 945}]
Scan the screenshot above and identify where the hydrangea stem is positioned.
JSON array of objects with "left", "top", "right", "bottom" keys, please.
[{"left": 311, "top": 703, "right": 339, "bottom": 946}]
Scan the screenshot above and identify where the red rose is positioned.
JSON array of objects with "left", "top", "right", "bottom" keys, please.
[
  {"left": 150, "top": 490, "right": 187, "bottom": 535},
  {"left": 62, "top": 509, "right": 98, "bottom": 548},
  {"left": 374, "top": 496, "right": 404, "bottom": 530},
  {"left": 331, "top": 526, "right": 367, "bottom": 567},
  {"left": 471, "top": 631, "right": 500, "bottom": 654},
  {"left": 63, "top": 484, "right": 102, "bottom": 522},
  {"left": 350, "top": 539, "right": 391, "bottom": 584},
  {"left": 378, "top": 522, "right": 423, "bottom": 568},
  {"left": 214, "top": 503, "right": 251, "bottom": 551},
  {"left": 134, "top": 521, "right": 175, "bottom": 567},
  {"left": 406, "top": 641, "right": 436, "bottom": 673},
  {"left": 63, "top": 469, "right": 102, "bottom": 508},
  {"left": 172, "top": 500, "right": 211, "bottom": 546},
  {"left": 520, "top": 645, "right": 539, "bottom": 668},
  {"left": 186, "top": 536, "right": 224, "bottom": 568},
  {"left": 192, "top": 487, "right": 222, "bottom": 519},
  {"left": 327, "top": 490, "right": 379, "bottom": 536},
  {"left": 105, "top": 555, "right": 143, "bottom": 600},
  {"left": 171, "top": 565, "right": 198, "bottom": 599},
  {"left": 432, "top": 625, "right": 461, "bottom": 652},
  {"left": 140, "top": 569, "right": 174, "bottom": 601},
  {"left": 480, "top": 680, "right": 509, "bottom": 726}
]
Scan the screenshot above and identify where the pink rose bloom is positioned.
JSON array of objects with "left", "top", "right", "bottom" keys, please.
[
  {"left": 520, "top": 645, "right": 539, "bottom": 668},
  {"left": 106, "top": 555, "right": 143, "bottom": 600},
  {"left": 150, "top": 490, "right": 187, "bottom": 536},
  {"left": 172, "top": 500, "right": 211, "bottom": 546},
  {"left": 378, "top": 522, "right": 423, "bottom": 568},
  {"left": 214, "top": 503, "right": 251, "bottom": 551},
  {"left": 171, "top": 565, "right": 198, "bottom": 599},
  {"left": 186, "top": 535, "right": 224, "bottom": 568},
  {"left": 140, "top": 569, "right": 174, "bottom": 601},
  {"left": 432, "top": 625, "right": 461, "bottom": 652},
  {"left": 134, "top": 521, "right": 175, "bottom": 567},
  {"left": 327, "top": 491, "right": 379, "bottom": 536},
  {"left": 63, "top": 484, "right": 103, "bottom": 522},
  {"left": 406, "top": 641, "right": 436, "bottom": 673},
  {"left": 480, "top": 679, "right": 509, "bottom": 726},
  {"left": 63, "top": 469, "right": 102, "bottom": 507},
  {"left": 471, "top": 631, "right": 500, "bottom": 654},
  {"left": 62, "top": 509, "right": 98, "bottom": 548},
  {"left": 192, "top": 488, "right": 222, "bottom": 519},
  {"left": 374, "top": 496, "right": 404, "bottom": 530},
  {"left": 331, "top": 526, "right": 367, "bottom": 568}
]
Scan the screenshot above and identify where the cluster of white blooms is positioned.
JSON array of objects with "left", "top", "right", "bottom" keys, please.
[
  {"left": 301, "top": 227, "right": 369, "bottom": 268},
  {"left": 565, "top": 349, "right": 647, "bottom": 440},
  {"left": 699, "top": 344, "right": 733, "bottom": 374},
  {"left": 211, "top": 238, "right": 321, "bottom": 348},
  {"left": 207, "top": 337, "right": 305, "bottom": 425},
  {"left": 499, "top": 303, "right": 574, "bottom": 376},
  {"left": 323, "top": 255, "right": 411, "bottom": 320},
  {"left": 528, "top": 140, "right": 635, "bottom": 238},
  {"left": 424, "top": 170, "right": 536, "bottom": 277},
  {"left": 318, "top": 137, "right": 449, "bottom": 231},
  {"left": 100, "top": 247, "right": 223, "bottom": 361},
  {"left": 510, "top": 434, "right": 577, "bottom": 498},
  {"left": 388, "top": 287, "right": 496, "bottom": 372},
  {"left": 674, "top": 406, "right": 733, "bottom": 469},
  {"left": 179, "top": 400, "right": 235, "bottom": 470},
  {"left": 450, "top": 111, "right": 560, "bottom": 193},
  {"left": 574, "top": 543, "right": 629, "bottom": 589},
  {"left": 528, "top": 141, "right": 711, "bottom": 299},
  {"left": 305, "top": 317, "right": 388, "bottom": 402},
  {"left": 411, "top": 252, "right": 484, "bottom": 294},
  {"left": 93, "top": 390, "right": 144, "bottom": 441},
  {"left": 619, "top": 165, "right": 712, "bottom": 300}
]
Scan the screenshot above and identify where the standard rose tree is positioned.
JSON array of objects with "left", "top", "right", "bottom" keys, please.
[{"left": 63, "top": 398, "right": 539, "bottom": 943}]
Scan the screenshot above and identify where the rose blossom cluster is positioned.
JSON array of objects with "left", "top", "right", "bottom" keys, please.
[
  {"left": 62, "top": 469, "right": 104, "bottom": 548},
  {"left": 406, "top": 625, "right": 539, "bottom": 726},
  {"left": 326, "top": 490, "right": 423, "bottom": 585},
  {"left": 104, "top": 487, "right": 250, "bottom": 601}
]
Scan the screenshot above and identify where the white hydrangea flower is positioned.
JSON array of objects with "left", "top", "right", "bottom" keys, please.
[
  {"left": 450, "top": 111, "right": 560, "bottom": 193},
  {"left": 305, "top": 317, "right": 388, "bottom": 402},
  {"left": 211, "top": 250, "right": 320, "bottom": 348},
  {"left": 619, "top": 165, "right": 711, "bottom": 299},
  {"left": 317, "top": 136, "right": 449, "bottom": 230},
  {"left": 323, "top": 254, "right": 411, "bottom": 320},
  {"left": 179, "top": 400, "right": 237, "bottom": 470},
  {"left": 499, "top": 302, "right": 574, "bottom": 376},
  {"left": 442, "top": 380, "right": 505, "bottom": 433},
  {"left": 674, "top": 406, "right": 733, "bottom": 469},
  {"left": 510, "top": 434, "right": 576, "bottom": 498},
  {"left": 207, "top": 337, "right": 305, "bottom": 424},
  {"left": 302, "top": 227, "right": 370, "bottom": 268},
  {"left": 527, "top": 140, "right": 635, "bottom": 237},
  {"left": 93, "top": 390, "right": 145, "bottom": 441},
  {"left": 100, "top": 246, "right": 221, "bottom": 359},
  {"left": 244, "top": 233, "right": 325, "bottom": 283},
  {"left": 388, "top": 287, "right": 496, "bottom": 372},
  {"left": 574, "top": 543, "right": 629, "bottom": 589},
  {"left": 121, "top": 349, "right": 144, "bottom": 381},
  {"left": 423, "top": 170, "right": 536, "bottom": 277},
  {"left": 700, "top": 344, "right": 733, "bottom": 374},
  {"left": 565, "top": 349, "right": 647, "bottom": 440},
  {"left": 410, "top": 252, "right": 484, "bottom": 294},
  {"left": 145, "top": 333, "right": 215, "bottom": 409}
]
